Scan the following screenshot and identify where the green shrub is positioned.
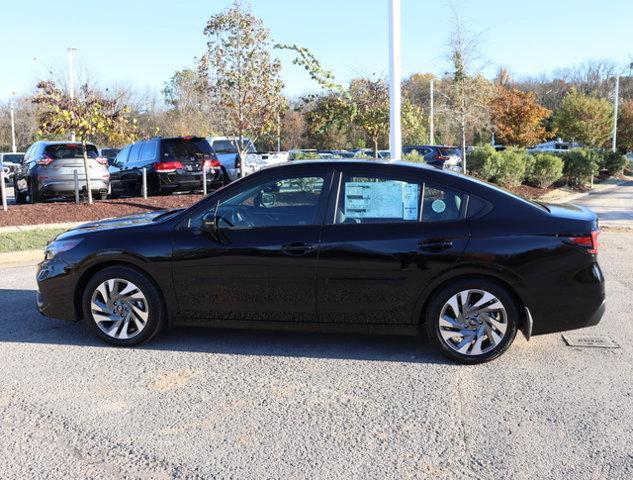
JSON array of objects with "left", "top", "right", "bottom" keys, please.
[
  {"left": 604, "top": 151, "right": 628, "bottom": 176},
  {"left": 467, "top": 145, "right": 498, "bottom": 180},
  {"left": 562, "top": 148, "right": 600, "bottom": 186},
  {"left": 290, "top": 151, "right": 321, "bottom": 160},
  {"left": 493, "top": 148, "right": 528, "bottom": 187},
  {"left": 402, "top": 149, "right": 425, "bottom": 163},
  {"left": 526, "top": 153, "right": 564, "bottom": 188}
]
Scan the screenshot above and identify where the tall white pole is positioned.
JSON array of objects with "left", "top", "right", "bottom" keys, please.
[
  {"left": 9, "top": 100, "right": 17, "bottom": 153},
  {"left": 388, "top": 0, "right": 402, "bottom": 160},
  {"left": 67, "top": 47, "right": 77, "bottom": 142},
  {"left": 612, "top": 74, "right": 620, "bottom": 153},
  {"left": 429, "top": 79, "right": 435, "bottom": 145}
]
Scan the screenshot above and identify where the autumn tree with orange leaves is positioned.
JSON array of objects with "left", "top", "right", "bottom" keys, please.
[{"left": 490, "top": 86, "right": 552, "bottom": 147}]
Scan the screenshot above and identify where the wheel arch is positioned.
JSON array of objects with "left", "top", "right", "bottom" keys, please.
[
  {"left": 413, "top": 267, "right": 529, "bottom": 334},
  {"left": 73, "top": 259, "right": 169, "bottom": 324}
]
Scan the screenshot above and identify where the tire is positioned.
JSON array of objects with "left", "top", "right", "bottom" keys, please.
[
  {"left": 82, "top": 266, "right": 166, "bottom": 346},
  {"left": 27, "top": 180, "right": 39, "bottom": 204},
  {"left": 425, "top": 278, "right": 518, "bottom": 364},
  {"left": 14, "top": 183, "right": 27, "bottom": 204}
]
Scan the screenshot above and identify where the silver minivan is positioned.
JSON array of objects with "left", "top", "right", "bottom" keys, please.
[{"left": 14, "top": 141, "right": 110, "bottom": 203}]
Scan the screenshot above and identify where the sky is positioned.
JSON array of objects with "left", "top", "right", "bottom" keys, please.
[{"left": 1, "top": 0, "right": 632, "bottom": 102}]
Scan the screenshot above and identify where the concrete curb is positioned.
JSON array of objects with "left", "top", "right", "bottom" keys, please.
[
  {"left": 0, "top": 221, "right": 84, "bottom": 234},
  {"left": 0, "top": 249, "right": 43, "bottom": 266},
  {"left": 542, "top": 178, "right": 632, "bottom": 205}
]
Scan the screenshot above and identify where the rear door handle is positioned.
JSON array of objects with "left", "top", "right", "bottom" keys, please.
[
  {"left": 418, "top": 240, "right": 454, "bottom": 252},
  {"left": 282, "top": 242, "right": 315, "bottom": 256}
]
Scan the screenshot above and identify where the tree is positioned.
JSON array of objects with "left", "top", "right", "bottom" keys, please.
[
  {"left": 442, "top": 8, "right": 493, "bottom": 171},
  {"left": 198, "top": 1, "right": 284, "bottom": 175},
  {"left": 162, "top": 69, "right": 216, "bottom": 136},
  {"left": 553, "top": 88, "right": 613, "bottom": 147},
  {"left": 489, "top": 86, "right": 552, "bottom": 147},
  {"left": 33, "top": 80, "right": 139, "bottom": 204},
  {"left": 617, "top": 99, "right": 633, "bottom": 152}
]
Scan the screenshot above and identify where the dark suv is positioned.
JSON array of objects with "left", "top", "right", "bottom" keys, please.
[
  {"left": 402, "top": 145, "right": 463, "bottom": 172},
  {"left": 109, "top": 137, "right": 224, "bottom": 197}
]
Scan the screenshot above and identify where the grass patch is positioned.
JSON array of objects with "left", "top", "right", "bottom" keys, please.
[{"left": 0, "top": 228, "right": 67, "bottom": 253}]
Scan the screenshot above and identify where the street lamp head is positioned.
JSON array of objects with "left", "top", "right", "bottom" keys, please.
[{"left": 67, "top": 46, "right": 78, "bottom": 52}]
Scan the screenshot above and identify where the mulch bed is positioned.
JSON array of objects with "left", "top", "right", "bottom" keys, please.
[
  {"left": 506, "top": 184, "right": 555, "bottom": 200},
  {"left": 0, "top": 194, "right": 203, "bottom": 227}
]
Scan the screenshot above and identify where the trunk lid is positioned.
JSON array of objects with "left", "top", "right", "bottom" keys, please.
[{"left": 541, "top": 202, "right": 599, "bottom": 233}]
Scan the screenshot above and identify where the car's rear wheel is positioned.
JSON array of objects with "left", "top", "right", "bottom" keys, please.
[
  {"left": 425, "top": 279, "right": 518, "bottom": 364},
  {"left": 82, "top": 266, "right": 165, "bottom": 346},
  {"left": 28, "top": 180, "right": 39, "bottom": 204}
]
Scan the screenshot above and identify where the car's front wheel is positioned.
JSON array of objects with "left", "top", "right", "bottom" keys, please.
[
  {"left": 82, "top": 266, "right": 165, "bottom": 346},
  {"left": 425, "top": 279, "right": 518, "bottom": 364}
]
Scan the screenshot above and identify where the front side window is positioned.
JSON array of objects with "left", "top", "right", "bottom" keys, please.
[
  {"left": 336, "top": 173, "right": 422, "bottom": 224},
  {"left": 192, "top": 174, "right": 327, "bottom": 229}
]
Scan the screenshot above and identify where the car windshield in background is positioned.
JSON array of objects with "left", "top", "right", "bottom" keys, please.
[
  {"left": 3, "top": 154, "right": 24, "bottom": 163},
  {"left": 45, "top": 144, "right": 99, "bottom": 159},
  {"left": 212, "top": 139, "right": 256, "bottom": 154},
  {"left": 438, "top": 147, "right": 461, "bottom": 156},
  {"left": 101, "top": 149, "right": 120, "bottom": 159},
  {"left": 162, "top": 138, "right": 212, "bottom": 161}
]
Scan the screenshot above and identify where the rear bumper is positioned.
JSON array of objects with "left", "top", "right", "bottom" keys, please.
[
  {"left": 39, "top": 179, "right": 109, "bottom": 195},
  {"left": 157, "top": 171, "right": 223, "bottom": 191}
]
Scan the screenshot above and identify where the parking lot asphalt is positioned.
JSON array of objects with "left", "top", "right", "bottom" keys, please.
[{"left": 0, "top": 231, "right": 631, "bottom": 479}]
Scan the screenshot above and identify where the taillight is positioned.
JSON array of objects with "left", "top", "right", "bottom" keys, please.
[
  {"left": 96, "top": 156, "right": 108, "bottom": 165},
  {"left": 37, "top": 156, "right": 54, "bottom": 166},
  {"left": 203, "top": 159, "right": 221, "bottom": 169},
  {"left": 568, "top": 230, "right": 600, "bottom": 254},
  {"left": 155, "top": 161, "right": 183, "bottom": 172}
]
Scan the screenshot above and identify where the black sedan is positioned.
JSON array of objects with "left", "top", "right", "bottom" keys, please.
[{"left": 36, "top": 160, "right": 605, "bottom": 363}]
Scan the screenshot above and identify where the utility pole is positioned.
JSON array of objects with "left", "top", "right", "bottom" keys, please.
[
  {"left": 67, "top": 47, "right": 77, "bottom": 142},
  {"left": 276, "top": 110, "right": 281, "bottom": 153},
  {"left": 9, "top": 98, "right": 17, "bottom": 153},
  {"left": 429, "top": 79, "right": 435, "bottom": 145},
  {"left": 388, "top": 0, "right": 402, "bottom": 160},
  {"left": 612, "top": 74, "right": 620, "bottom": 153}
]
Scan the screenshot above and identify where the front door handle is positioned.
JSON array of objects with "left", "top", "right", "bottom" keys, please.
[
  {"left": 418, "top": 240, "right": 454, "bottom": 252},
  {"left": 282, "top": 242, "right": 315, "bottom": 256}
]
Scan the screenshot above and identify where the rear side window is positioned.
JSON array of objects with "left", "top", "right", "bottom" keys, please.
[
  {"left": 422, "top": 184, "right": 464, "bottom": 222},
  {"left": 161, "top": 138, "right": 212, "bottom": 161},
  {"left": 45, "top": 144, "right": 98, "bottom": 159},
  {"left": 139, "top": 141, "right": 158, "bottom": 163}
]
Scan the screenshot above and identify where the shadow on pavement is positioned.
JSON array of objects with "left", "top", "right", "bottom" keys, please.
[{"left": 0, "top": 288, "right": 449, "bottom": 365}]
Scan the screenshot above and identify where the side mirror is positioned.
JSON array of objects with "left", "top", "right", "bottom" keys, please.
[{"left": 201, "top": 212, "right": 218, "bottom": 235}]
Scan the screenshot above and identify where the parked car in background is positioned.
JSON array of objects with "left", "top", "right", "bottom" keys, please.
[
  {"left": 100, "top": 148, "right": 121, "bottom": 166},
  {"left": 37, "top": 160, "right": 604, "bottom": 364},
  {"left": 402, "top": 145, "right": 463, "bottom": 172},
  {"left": 109, "top": 136, "right": 223, "bottom": 197},
  {"left": 14, "top": 142, "right": 109, "bottom": 203},
  {"left": 208, "top": 136, "right": 289, "bottom": 181},
  {"left": 0, "top": 152, "right": 25, "bottom": 184},
  {"left": 528, "top": 140, "right": 581, "bottom": 154}
]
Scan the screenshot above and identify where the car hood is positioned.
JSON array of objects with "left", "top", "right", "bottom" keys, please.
[{"left": 57, "top": 210, "right": 173, "bottom": 239}]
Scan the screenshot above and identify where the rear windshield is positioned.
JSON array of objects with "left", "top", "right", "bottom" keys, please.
[
  {"left": 161, "top": 138, "right": 212, "bottom": 161},
  {"left": 45, "top": 144, "right": 98, "bottom": 159},
  {"left": 2, "top": 154, "right": 24, "bottom": 163},
  {"left": 212, "top": 139, "right": 256, "bottom": 154},
  {"left": 438, "top": 147, "right": 461, "bottom": 156}
]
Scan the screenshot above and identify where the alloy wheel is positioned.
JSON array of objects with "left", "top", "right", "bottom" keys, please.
[
  {"left": 438, "top": 289, "right": 508, "bottom": 356},
  {"left": 90, "top": 278, "right": 149, "bottom": 340}
]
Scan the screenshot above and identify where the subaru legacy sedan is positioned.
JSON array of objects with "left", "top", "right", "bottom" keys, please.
[{"left": 36, "top": 160, "right": 605, "bottom": 363}]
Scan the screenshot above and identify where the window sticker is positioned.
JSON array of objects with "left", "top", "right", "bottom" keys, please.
[
  {"left": 344, "top": 181, "right": 419, "bottom": 219},
  {"left": 431, "top": 199, "right": 446, "bottom": 213}
]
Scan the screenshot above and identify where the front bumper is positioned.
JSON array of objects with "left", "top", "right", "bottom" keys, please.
[{"left": 36, "top": 257, "right": 78, "bottom": 321}]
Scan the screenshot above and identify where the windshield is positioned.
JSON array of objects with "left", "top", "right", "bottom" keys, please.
[
  {"left": 101, "top": 148, "right": 120, "bottom": 159},
  {"left": 45, "top": 144, "right": 98, "bottom": 159},
  {"left": 212, "top": 139, "right": 256, "bottom": 154},
  {"left": 2, "top": 154, "right": 23, "bottom": 163},
  {"left": 438, "top": 147, "right": 461, "bottom": 157}
]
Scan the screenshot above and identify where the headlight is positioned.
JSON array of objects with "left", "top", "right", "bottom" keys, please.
[{"left": 44, "top": 239, "right": 83, "bottom": 261}]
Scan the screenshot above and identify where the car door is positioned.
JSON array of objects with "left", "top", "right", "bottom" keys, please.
[
  {"left": 120, "top": 142, "right": 143, "bottom": 194},
  {"left": 317, "top": 165, "right": 470, "bottom": 325},
  {"left": 171, "top": 165, "right": 334, "bottom": 323}
]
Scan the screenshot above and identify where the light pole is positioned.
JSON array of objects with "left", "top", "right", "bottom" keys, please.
[
  {"left": 9, "top": 95, "right": 17, "bottom": 153},
  {"left": 429, "top": 79, "right": 435, "bottom": 145},
  {"left": 67, "top": 47, "right": 77, "bottom": 141},
  {"left": 388, "top": 0, "right": 402, "bottom": 160},
  {"left": 612, "top": 74, "right": 619, "bottom": 153}
]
